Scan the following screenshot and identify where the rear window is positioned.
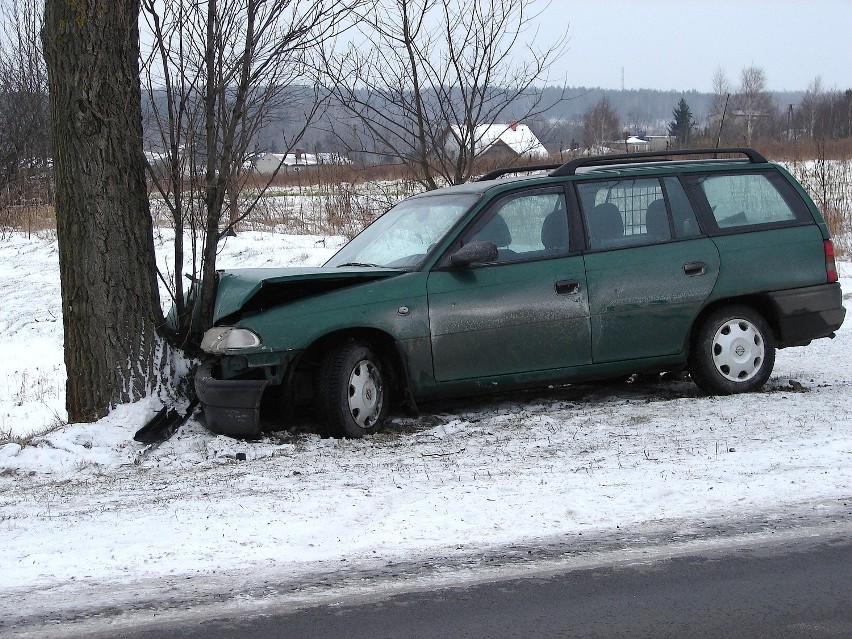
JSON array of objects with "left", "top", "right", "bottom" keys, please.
[{"left": 690, "top": 172, "right": 809, "bottom": 231}]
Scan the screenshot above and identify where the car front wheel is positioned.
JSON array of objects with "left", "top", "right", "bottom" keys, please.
[
  {"left": 689, "top": 305, "right": 776, "bottom": 395},
  {"left": 316, "top": 341, "right": 388, "bottom": 438}
]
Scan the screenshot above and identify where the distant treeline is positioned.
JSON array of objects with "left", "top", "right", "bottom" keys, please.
[{"left": 143, "top": 86, "right": 809, "bottom": 157}]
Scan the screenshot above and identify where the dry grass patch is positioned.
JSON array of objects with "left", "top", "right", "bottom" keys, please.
[{"left": 0, "top": 203, "right": 55, "bottom": 238}]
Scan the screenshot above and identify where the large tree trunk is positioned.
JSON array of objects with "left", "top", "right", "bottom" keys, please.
[{"left": 42, "top": 0, "right": 165, "bottom": 422}]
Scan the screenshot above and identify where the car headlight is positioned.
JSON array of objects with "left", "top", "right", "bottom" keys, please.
[{"left": 200, "top": 327, "right": 261, "bottom": 354}]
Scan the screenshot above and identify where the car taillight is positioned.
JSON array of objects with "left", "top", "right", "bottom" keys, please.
[{"left": 825, "top": 240, "right": 838, "bottom": 283}]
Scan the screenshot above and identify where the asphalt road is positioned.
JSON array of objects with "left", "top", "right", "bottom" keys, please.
[{"left": 87, "top": 533, "right": 852, "bottom": 639}]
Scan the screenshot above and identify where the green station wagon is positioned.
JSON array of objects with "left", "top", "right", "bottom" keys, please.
[{"left": 195, "top": 148, "right": 845, "bottom": 438}]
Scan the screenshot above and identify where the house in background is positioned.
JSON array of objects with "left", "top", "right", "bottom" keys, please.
[
  {"left": 443, "top": 121, "right": 550, "bottom": 162},
  {"left": 573, "top": 134, "right": 673, "bottom": 157},
  {"left": 624, "top": 135, "right": 652, "bottom": 153},
  {"left": 250, "top": 150, "right": 350, "bottom": 174}
]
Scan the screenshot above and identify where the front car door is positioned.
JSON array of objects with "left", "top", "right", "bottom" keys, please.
[{"left": 427, "top": 187, "right": 591, "bottom": 382}]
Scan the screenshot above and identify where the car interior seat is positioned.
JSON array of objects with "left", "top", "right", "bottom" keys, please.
[
  {"left": 645, "top": 199, "right": 671, "bottom": 241},
  {"left": 588, "top": 202, "right": 624, "bottom": 247},
  {"left": 472, "top": 214, "right": 515, "bottom": 260},
  {"left": 541, "top": 207, "right": 569, "bottom": 253}
]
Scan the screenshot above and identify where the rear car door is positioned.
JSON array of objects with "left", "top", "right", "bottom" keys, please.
[
  {"left": 578, "top": 176, "right": 720, "bottom": 363},
  {"left": 427, "top": 187, "right": 592, "bottom": 382}
]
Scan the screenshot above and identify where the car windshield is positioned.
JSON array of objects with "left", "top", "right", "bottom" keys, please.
[{"left": 324, "top": 192, "right": 480, "bottom": 269}]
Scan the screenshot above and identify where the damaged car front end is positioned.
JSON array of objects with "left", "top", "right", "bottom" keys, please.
[{"left": 194, "top": 267, "right": 412, "bottom": 437}]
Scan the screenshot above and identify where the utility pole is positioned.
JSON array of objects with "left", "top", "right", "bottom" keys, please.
[
  {"left": 715, "top": 94, "right": 730, "bottom": 150},
  {"left": 787, "top": 103, "right": 794, "bottom": 140}
]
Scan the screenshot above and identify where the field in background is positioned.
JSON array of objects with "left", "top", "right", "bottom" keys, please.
[{"left": 2, "top": 144, "right": 851, "bottom": 253}]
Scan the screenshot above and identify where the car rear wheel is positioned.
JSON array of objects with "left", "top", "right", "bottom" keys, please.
[
  {"left": 316, "top": 341, "right": 388, "bottom": 438},
  {"left": 689, "top": 305, "right": 775, "bottom": 395}
]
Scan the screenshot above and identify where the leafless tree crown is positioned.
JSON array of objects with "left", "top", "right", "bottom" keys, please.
[
  {"left": 322, "top": 0, "right": 570, "bottom": 189},
  {"left": 582, "top": 96, "right": 621, "bottom": 148},
  {"left": 140, "top": 0, "right": 361, "bottom": 342},
  {"left": 0, "top": 0, "right": 50, "bottom": 206}
]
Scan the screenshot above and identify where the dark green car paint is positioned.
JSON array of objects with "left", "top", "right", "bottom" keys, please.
[
  {"left": 584, "top": 238, "right": 722, "bottom": 363},
  {"left": 708, "top": 226, "right": 828, "bottom": 298},
  {"left": 427, "top": 254, "right": 591, "bottom": 381},
  {"left": 212, "top": 267, "right": 403, "bottom": 324},
  {"left": 195, "top": 151, "right": 846, "bottom": 437},
  {"left": 223, "top": 271, "right": 431, "bottom": 363}
]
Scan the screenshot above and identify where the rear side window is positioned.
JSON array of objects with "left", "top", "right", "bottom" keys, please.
[
  {"left": 577, "top": 178, "right": 671, "bottom": 250},
  {"left": 690, "top": 172, "right": 809, "bottom": 231}
]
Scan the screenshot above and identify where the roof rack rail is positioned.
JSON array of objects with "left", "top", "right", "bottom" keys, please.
[
  {"left": 549, "top": 147, "right": 769, "bottom": 177},
  {"left": 477, "top": 163, "right": 563, "bottom": 182}
]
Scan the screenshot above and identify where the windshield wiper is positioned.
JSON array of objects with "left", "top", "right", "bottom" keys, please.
[{"left": 336, "top": 262, "right": 385, "bottom": 268}]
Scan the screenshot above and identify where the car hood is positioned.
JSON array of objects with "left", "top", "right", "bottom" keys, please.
[{"left": 213, "top": 266, "right": 403, "bottom": 324}]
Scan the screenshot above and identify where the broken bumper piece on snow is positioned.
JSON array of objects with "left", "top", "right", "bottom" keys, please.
[{"left": 195, "top": 360, "right": 268, "bottom": 438}]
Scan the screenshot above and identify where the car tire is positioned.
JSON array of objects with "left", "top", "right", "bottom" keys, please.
[
  {"left": 316, "top": 341, "right": 388, "bottom": 438},
  {"left": 689, "top": 305, "right": 776, "bottom": 395}
]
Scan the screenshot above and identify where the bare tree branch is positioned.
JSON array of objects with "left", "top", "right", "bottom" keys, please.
[
  {"left": 0, "top": 0, "right": 50, "bottom": 205},
  {"left": 320, "top": 0, "right": 570, "bottom": 189},
  {"left": 140, "top": 0, "right": 363, "bottom": 342}
]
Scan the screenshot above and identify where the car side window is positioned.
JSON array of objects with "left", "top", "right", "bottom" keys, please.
[
  {"left": 462, "top": 189, "right": 569, "bottom": 263},
  {"left": 692, "top": 172, "right": 806, "bottom": 230},
  {"left": 577, "top": 178, "right": 672, "bottom": 250}
]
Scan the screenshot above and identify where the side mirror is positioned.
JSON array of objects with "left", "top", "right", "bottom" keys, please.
[{"left": 449, "top": 241, "right": 498, "bottom": 267}]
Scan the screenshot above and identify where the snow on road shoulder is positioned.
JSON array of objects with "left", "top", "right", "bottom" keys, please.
[{"left": 0, "top": 231, "right": 850, "bottom": 620}]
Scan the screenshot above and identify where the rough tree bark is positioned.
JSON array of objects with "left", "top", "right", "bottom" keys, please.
[{"left": 42, "top": 0, "right": 165, "bottom": 422}]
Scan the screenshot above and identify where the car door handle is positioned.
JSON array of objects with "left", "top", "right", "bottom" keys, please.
[
  {"left": 683, "top": 261, "right": 707, "bottom": 277},
  {"left": 555, "top": 280, "right": 580, "bottom": 295}
]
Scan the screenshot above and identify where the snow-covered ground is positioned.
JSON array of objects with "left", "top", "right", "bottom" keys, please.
[{"left": 1, "top": 229, "right": 850, "bottom": 635}]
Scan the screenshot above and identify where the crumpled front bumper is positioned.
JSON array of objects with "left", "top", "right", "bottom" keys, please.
[{"left": 195, "top": 360, "right": 269, "bottom": 438}]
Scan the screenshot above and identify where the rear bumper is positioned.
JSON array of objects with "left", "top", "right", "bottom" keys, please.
[
  {"left": 195, "top": 360, "right": 269, "bottom": 438},
  {"left": 767, "top": 282, "right": 846, "bottom": 347}
]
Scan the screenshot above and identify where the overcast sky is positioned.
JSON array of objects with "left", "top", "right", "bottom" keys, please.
[{"left": 535, "top": 0, "right": 851, "bottom": 92}]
